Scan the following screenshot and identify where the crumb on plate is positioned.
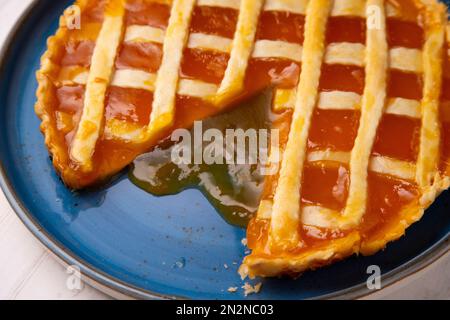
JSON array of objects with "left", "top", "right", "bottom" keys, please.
[{"left": 242, "top": 282, "right": 262, "bottom": 296}]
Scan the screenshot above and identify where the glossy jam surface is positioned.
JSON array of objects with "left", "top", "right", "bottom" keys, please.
[
  {"left": 56, "top": 85, "right": 85, "bottom": 113},
  {"left": 244, "top": 59, "right": 301, "bottom": 93},
  {"left": 125, "top": 0, "right": 170, "bottom": 28},
  {"left": 180, "top": 49, "right": 229, "bottom": 84},
  {"left": 105, "top": 87, "right": 154, "bottom": 125},
  {"left": 116, "top": 42, "right": 163, "bottom": 73},
  {"left": 362, "top": 172, "right": 419, "bottom": 238},
  {"left": 82, "top": 0, "right": 108, "bottom": 22},
  {"left": 440, "top": 42, "right": 450, "bottom": 174},
  {"left": 190, "top": 6, "right": 238, "bottom": 38},
  {"left": 372, "top": 114, "right": 421, "bottom": 162},
  {"left": 130, "top": 91, "right": 275, "bottom": 227},
  {"left": 326, "top": 17, "right": 366, "bottom": 43},
  {"left": 319, "top": 65, "right": 365, "bottom": 94},
  {"left": 257, "top": 11, "right": 305, "bottom": 44},
  {"left": 387, "top": 70, "right": 423, "bottom": 100},
  {"left": 387, "top": 19, "right": 424, "bottom": 48},
  {"left": 301, "top": 163, "right": 350, "bottom": 212},
  {"left": 308, "top": 109, "right": 361, "bottom": 152},
  {"left": 62, "top": 41, "right": 95, "bottom": 67}
]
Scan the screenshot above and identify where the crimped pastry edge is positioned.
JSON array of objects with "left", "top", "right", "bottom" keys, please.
[{"left": 35, "top": 0, "right": 91, "bottom": 189}]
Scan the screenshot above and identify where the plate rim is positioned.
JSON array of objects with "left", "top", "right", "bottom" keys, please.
[{"left": 0, "top": 0, "right": 449, "bottom": 300}]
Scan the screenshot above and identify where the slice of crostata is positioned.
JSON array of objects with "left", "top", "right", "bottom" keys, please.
[{"left": 35, "top": 0, "right": 450, "bottom": 278}]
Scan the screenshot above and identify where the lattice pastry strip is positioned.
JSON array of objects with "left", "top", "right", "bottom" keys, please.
[
  {"left": 264, "top": 0, "right": 309, "bottom": 14},
  {"left": 267, "top": 0, "right": 334, "bottom": 251},
  {"left": 70, "top": 0, "right": 126, "bottom": 170},
  {"left": 197, "top": 0, "right": 240, "bottom": 9},
  {"left": 416, "top": 11, "right": 446, "bottom": 191},
  {"left": 148, "top": 0, "right": 196, "bottom": 134},
  {"left": 338, "top": 0, "right": 389, "bottom": 230},
  {"left": 124, "top": 25, "right": 166, "bottom": 44},
  {"left": 213, "top": 0, "right": 264, "bottom": 105}
]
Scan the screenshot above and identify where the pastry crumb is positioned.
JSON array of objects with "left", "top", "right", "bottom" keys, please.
[
  {"left": 241, "top": 238, "right": 248, "bottom": 246},
  {"left": 224, "top": 263, "right": 229, "bottom": 269},
  {"left": 242, "top": 282, "right": 262, "bottom": 296},
  {"left": 227, "top": 287, "right": 238, "bottom": 293}
]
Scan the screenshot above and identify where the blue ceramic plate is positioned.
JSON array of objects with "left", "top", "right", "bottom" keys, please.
[{"left": 0, "top": 0, "right": 449, "bottom": 300}]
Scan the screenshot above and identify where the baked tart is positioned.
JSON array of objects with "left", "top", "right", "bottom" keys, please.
[{"left": 35, "top": 0, "right": 450, "bottom": 278}]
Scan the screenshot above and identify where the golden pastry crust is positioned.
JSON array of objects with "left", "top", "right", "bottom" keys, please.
[
  {"left": 360, "top": 202, "right": 423, "bottom": 255},
  {"left": 240, "top": 232, "right": 360, "bottom": 279},
  {"left": 35, "top": 0, "right": 88, "bottom": 188},
  {"left": 416, "top": 0, "right": 446, "bottom": 190}
]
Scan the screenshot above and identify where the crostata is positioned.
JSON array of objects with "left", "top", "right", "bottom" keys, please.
[{"left": 35, "top": 0, "right": 450, "bottom": 278}]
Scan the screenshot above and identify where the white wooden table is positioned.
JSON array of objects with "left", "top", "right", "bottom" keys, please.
[{"left": 0, "top": 0, "right": 449, "bottom": 300}]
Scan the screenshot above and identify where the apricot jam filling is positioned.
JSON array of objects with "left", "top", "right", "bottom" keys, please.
[
  {"left": 56, "top": 85, "right": 85, "bottom": 114},
  {"left": 441, "top": 122, "right": 450, "bottom": 173},
  {"left": 247, "top": 17, "right": 369, "bottom": 249},
  {"left": 387, "top": 19, "right": 424, "bottom": 49},
  {"left": 308, "top": 109, "right": 361, "bottom": 152},
  {"left": 247, "top": 218, "right": 269, "bottom": 250},
  {"left": 180, "top": 49, "right": 229, "bottom": 84},
  {"left": 68, "top": 23, "right": 102, "bottom": 42},
  {"left": 55, "top": 85, "right": 85, "bottom": 146},
  {"left": 125, "top": 0, "right": 170, "bottom": 28},
  {"left": 105, "top": 87, "right": 153, "bottom": 125},
  {"left": 244, "top": 59, "right": 301, "bottom": 94},
  {"left": 82, "top": 0, "right": 108, "bottom": 22},
  {"left": 190, "top": 6, "right": 238, "bottom": 38},
  {"left": 301, "top": 163, "right": 350, "bottom": 212},
  {"left": 326, "top": 17, "right": 366, "bottom": 44},
  {"left": 61, "top": 41, "right": 95, "bottom": 67},
  {"left": 387, "top": 70, "right": 423, "bottom": 100},
  {"left": 440, "top": 46, "right": 450, "bottom": 173},
  {"left": 172, "top": 96, "right": 218, "bottom": 129},
  {"left": 443, "top": 78, "right": 450, "bottom": 101},
  {"left": 116, "top": 42, "right": 163, "bottom": 72},
  {"left": 256, "top": 11, "right": 305, "bottom": 44},
  {"left": 361, "top": 172, "right": 419, "bottom": 238},
  {"left": 372, "top": 114, "right": 421, "bottom": 162},
  {"left": 369, "top": 18, "right": 424, "bottom": 167}
]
